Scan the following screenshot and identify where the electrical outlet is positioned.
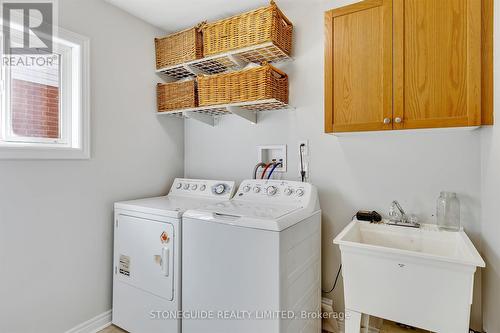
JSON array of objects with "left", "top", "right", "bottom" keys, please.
[{"left": 299, "top": 140, "right": 309, "bottom": 156}]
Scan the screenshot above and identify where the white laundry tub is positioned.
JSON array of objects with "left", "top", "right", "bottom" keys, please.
[{"left": 334, "top": 220, "right": 485, "bottom": 333}]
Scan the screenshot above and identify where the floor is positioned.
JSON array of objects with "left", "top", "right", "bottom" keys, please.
[
  {"left": 100, "top": 321, "right": 431, "bottom": 333},
  {"left": 99, "top": 326, "right": 126, "bottom": 333}
]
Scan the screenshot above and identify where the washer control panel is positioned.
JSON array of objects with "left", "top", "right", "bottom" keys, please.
[
  {"left": 170, "top": 178, "right": 235, "bottom": 199},
  {"left": 235, "top": 180, "right": 312, "bottom": 204}
]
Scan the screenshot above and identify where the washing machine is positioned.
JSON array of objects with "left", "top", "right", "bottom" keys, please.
[
  {"left": 182, "top": 179, "right": 321, "bottom": 333},
  {"left": 112, "top": 178, "right": 235, "bottom": 333}
]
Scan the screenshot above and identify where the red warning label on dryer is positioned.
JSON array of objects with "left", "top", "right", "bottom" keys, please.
[{"left": 160, "top": 231, "right": 169, "bottom": 244}]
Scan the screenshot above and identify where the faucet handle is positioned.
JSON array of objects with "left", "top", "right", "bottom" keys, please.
[
  {"left": 388, "top": 204, "right": 397, "bottom": 217},
  {"left": 389, "top": 201, "right": 400, "bottom": 217},
  {"left": 387, "top": 202, "right": 420, "bottom": 228},
  {"left": 389, "top": 200, "right": 407, "bottom": 223},
  {"left": 392, "top": 200, "right": 406, "bottom": 216}
]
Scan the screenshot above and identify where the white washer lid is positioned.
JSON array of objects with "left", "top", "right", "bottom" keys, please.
[
  {"left": 205, "top": 201, "right": 301, "bottom": 220},
  {"left": 183, "top": 200, "right": 309, "bottom": 231},
  {"left": 115, "top": 195, "right": 224, "bottom": 218}
]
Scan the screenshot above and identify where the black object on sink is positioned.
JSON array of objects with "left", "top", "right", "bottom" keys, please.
[{"left": 356, "top": 210, "right": 382, "bottom": 222}]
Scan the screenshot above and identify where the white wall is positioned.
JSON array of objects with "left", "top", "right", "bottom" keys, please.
[
  {"left": 0, "top": 1, "right": 184, "bottom": 332},
  {"left": 184, "top": 0, "right": 484, "bottom": 328},
  {"left": 481, "top": 2, "right": 500, "bottom": 332}
]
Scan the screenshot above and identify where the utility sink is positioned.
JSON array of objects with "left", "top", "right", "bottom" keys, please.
[
  {"left": 334, "top": 220, "right": 484, "bottom": 333},
  {"left": 335, "top": 220, "right": 485, "bottom": 267}
]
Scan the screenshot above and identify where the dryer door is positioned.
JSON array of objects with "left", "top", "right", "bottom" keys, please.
[{"left": 115, "top": 214, "right": 174, "bottom": 301}]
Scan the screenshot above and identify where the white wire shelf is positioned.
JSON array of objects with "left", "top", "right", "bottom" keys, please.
[
  {"left": 156, "top": 42, "right": 292, "bottom": 80},
  {"left": 157, "top": 99, "right": 293, "bottom": 126}
]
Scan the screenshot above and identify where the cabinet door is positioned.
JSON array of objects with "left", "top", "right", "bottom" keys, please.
[
  {"left": 325, "top": 0, "right": 393, "bottom": 133},
  {"left": 393, "top": 0, "right": 481, "bottom": 129}
]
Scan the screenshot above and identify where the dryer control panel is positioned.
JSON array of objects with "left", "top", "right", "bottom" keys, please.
[
  {"left": 235, "top": 180, "right": 316, "bottom": 206},
  {"left": 169, "top": 178, "right": 235, "bottom": 199}
]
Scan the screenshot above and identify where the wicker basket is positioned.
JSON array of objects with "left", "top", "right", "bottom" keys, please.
[
  {"left": 157, "top": 80, "right": 197, "bottom": 112},
  {"left": 201, "top": 1, "right": 293, "bottom": 57},
  {"left": 197, "top": 64, "right": 288, "bottom": 107},
  {"left": 155, "top": 26, "right": 203, "bottom": 69}
]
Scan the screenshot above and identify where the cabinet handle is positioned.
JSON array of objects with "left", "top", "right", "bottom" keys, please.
[
  {"left": 383, "top": 118, "right": 391, "bottom": 124},
  {"left": 395, "top": 117, "right": 402, "bottom": 124}
]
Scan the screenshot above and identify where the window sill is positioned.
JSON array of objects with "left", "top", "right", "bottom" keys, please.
[{"left": 0, "top": 145, "right": 90, "bottom": 159}]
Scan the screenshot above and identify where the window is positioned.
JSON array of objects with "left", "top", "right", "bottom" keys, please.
[{"left": 0, "top": 27, "right": 90, "bottom": 159}]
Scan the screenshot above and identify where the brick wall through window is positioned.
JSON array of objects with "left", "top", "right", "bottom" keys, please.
[{"left": 11, "top": 79, "right": 60, "bottom": 139}]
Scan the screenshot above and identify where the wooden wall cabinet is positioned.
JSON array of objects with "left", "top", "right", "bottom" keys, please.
[{"left": 324, "top": 0, "right": 493, "bottom": 133}]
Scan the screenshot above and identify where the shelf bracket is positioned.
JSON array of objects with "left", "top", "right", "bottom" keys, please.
[
  {"left": 184, "top": 111, "right": 215, "bottom": 126},
  {"left": 227, "top": 106, "right": 257, "bottom": 124}
]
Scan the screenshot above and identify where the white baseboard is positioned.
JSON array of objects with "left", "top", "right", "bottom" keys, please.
[{"left": 64, "top": 310, "right": 112, "bottom": 333}]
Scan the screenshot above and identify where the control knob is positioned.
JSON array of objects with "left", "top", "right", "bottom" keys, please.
[
  {"left": 199, "top": 185, "right": 206, "bottom": 191},
  {"left": 284, "top": 188, "right": 293, "bottom": 196},
  {"left": 212, "top": 183, "right": 226, "bottom": 195},
  {"left": 253, "top": 187, "right": 261, "bottom": 193},
  {"left": 191, "top": 184, "right": 198, "bottom": 190},
  {"left": 176, "top": 183, "right": 182, "bottom": 189},
  {"left": 183, "top": 184, "right": 190, "bottom": 190},
  {"left": 296, "top": 189, "right": 305, "bottom": 197},
  {"left": 243, "top": 185, "right": 251, "bottom": 193},
  {"left": 267, "top": 186, "right": 278, "bottom": 196}
]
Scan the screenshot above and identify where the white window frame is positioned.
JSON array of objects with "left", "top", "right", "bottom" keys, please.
[{"left": 0, "top": 26, "right": 90, "bottom": 159}]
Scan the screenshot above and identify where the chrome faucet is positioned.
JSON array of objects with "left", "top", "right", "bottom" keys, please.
[{"left": 387, "top": 200, "right": 420, "bottom": 228}]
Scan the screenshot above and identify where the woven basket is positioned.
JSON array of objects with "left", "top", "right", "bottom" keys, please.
[
  {"left": 201, "top": 1, "right": 293, "bottom": 57},
  {"left": 157, "top": 80, "right": 197, "bottom": 112},
  {"left": 197, "top": 64, "right": 288, "bottom": 106},
  {"left": 155, "top": 26, "right": 203, "bottom": 69}
]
